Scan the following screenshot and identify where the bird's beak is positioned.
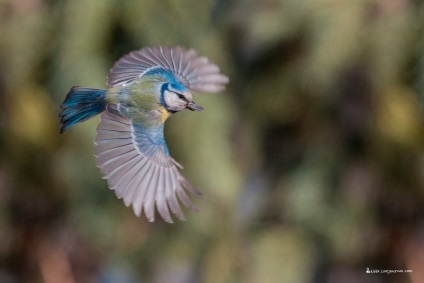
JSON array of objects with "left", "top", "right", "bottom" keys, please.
[{"left": 187, "top": 101, "right": 204, "bottom": 111}]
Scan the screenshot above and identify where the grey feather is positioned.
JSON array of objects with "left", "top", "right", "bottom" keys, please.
[
  {"left": 114, "top": 156, "right": 144, "bottom": 199},
  {"left": 156, "top": 167, "right": 173, "bottom": 223},
  {"left": 141, "top": 166, "right": 157, "bottom": 221},
  {"left": 176, "top": 188, "right": 196, "bottom": 212},
  {"left": 168, "top": 191, "right": 185, "bottom": 221},
  {"left": 94, "top": 141, "right": 132, "bottom": 157},
  {"left": 131, "top": 162, "right": 153, "bottom": 216},
  {"left": 107, "top": 154, "right": 139, "bottom": 188},
  {"left": 95, "top": 105, "right": 198, "bottom": 222},
  {"left": 122, "top": 163, "right": 146, "bottom": 207},
  {"left": 107, "top": 46, "right": 229, "bottom": 93}
]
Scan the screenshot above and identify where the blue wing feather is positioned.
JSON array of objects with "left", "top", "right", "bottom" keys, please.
[
  {"left": 94, "top": 104, "right": 200, "bottom": 222},
  {"left": 132, "top": 123, "right": 170, "bottom": 157}
]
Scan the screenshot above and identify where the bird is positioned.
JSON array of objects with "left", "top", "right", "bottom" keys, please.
[{"left": 59, "top": 46, "right": 229, "bottom": 223}]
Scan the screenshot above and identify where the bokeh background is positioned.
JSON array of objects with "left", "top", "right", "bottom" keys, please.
[{"left": 1, "top": 0, "right": 424, "bottom": 282}]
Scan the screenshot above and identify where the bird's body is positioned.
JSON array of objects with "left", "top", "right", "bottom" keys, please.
[
  {"left": 60, "top": 46, "right": 228, "bottom": 223},
  {"left": 107, "top": 75, "right": 170, "bottom": 125}
]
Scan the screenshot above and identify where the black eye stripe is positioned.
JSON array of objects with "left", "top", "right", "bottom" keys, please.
[{"left": 176, "top": 92, "right": 188, "bottom": 101}]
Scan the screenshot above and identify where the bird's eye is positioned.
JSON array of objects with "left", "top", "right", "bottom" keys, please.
[{"left": 177, "top": 93, "right": 185, "bottom": 100}]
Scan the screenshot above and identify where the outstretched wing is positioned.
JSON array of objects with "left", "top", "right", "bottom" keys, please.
[
  {"left": 94, "top": 105, "right": 201, "bottom": 223},
  {"left": 107, "top": 46, "right": 229, "bottom": 93}
]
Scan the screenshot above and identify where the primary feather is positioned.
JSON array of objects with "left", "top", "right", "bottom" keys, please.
[
  {"left": 107, "top": 46, "right": 229, "bottom": 92},
  {"left": 95, "top": 105, "right": 201, "bottom": 223},
  {"left": 60, "top": 46, "right": 229, "bottom": 222}
]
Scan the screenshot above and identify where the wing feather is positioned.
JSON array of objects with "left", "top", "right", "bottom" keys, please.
[
  {"left": 158, "top": 47, "right": 173, "bottom": 72},
  {"left": 168, "top": 48, "right": 177, "bottom": 74},
  {"left": 122, "top": 160, "right": 148, "bottom": 207},
  {"left": 114, "top": 156, "right": 144, "bottom": 198},
  {"left": 168, "top": 191, "right": 185, "bottom": 221},
  {"left": 95, "top": 105, "right": 198, "bottom": 222},
  {"left": 131, "top": 162, "right": 153, "bottom": 216},
  {"left": 140, "top": 165, "right": 157, "bottom": 221},
  {"left": 107, "top": 154, "right": 139, "bottom": 187},
  {"left": 176, "top": 188, "right": 196, "bottom": 212},
  {"left": 95, "top": 143, "right": 133, "bottom": 159},
  {"left": 175, "top": 47, "right": 184, "bottom": 74},
  {"left": 107, "top": 46, "right": 228, "bottom": 93},
  {"left": 156, "top": 167, "right": 173, "bottom": 223},
  {"left": 164, "top": 167, "right": 185, "bottom": 221}
]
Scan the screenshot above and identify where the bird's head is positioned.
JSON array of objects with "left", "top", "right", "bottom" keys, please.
[
  {"left": 160, "top": 82, "right": 204, "bottom": 114},
  {"left": 142, "top": 67, "right": 204, "bottom": 114},
  {"left": 108, "top": 46, "right": 228, "bottom": 118}
]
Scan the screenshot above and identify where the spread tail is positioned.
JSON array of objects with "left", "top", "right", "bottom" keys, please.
[{"left": 60, "top": 87, "right": 106, "bottom": 133}]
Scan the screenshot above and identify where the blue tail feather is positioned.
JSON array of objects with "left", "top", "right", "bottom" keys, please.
[{"left": 60, "top": 87, "right": 106, "bottom": 133}]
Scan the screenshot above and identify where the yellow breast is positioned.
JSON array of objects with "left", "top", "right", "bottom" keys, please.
[{"left": 159, "top": 106, "right": 171, "bottom": 123}]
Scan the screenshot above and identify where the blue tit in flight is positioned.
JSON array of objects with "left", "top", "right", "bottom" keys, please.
[{"left": 60, "top": 46, "right": 229, "bottom": 223}]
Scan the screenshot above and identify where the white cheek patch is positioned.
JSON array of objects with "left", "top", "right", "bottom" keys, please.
[{"left": 164, "top": 91, "right": 185, "bottom": 110}]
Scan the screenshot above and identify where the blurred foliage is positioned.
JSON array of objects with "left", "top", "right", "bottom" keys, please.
[{"left": 1, "top": 0, "right": 424, "bottom": 283}]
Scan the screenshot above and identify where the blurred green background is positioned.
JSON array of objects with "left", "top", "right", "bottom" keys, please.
[{"left": 1, "top": 0, "right": 424, "bottom": 282}]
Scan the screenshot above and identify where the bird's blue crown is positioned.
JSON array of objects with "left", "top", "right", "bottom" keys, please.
[
  {"left": 144, "top": 67, "right": 185, "bottom": 90},
  {"left": 144, "top": 67, "right": 188, "bottom": 109}
]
